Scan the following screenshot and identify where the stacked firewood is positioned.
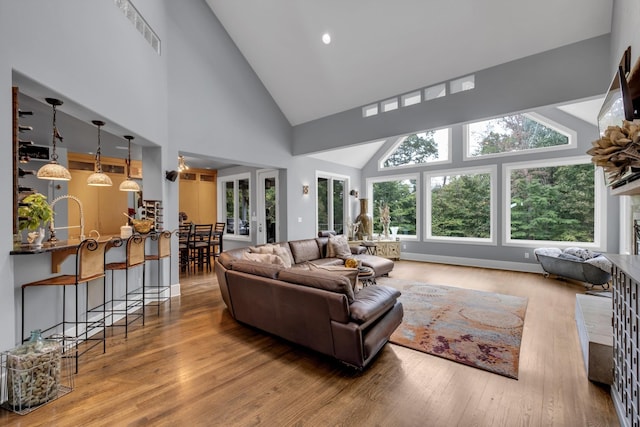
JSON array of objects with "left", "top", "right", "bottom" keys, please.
[{"left": 588, "top": 121, "right": 640, "bottom": 183}]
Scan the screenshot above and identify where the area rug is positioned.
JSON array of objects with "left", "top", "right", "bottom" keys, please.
[{"left": 380, "top": 279, "right": 528, "bottom": 379}]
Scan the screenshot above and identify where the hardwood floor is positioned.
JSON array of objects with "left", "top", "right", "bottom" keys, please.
[{"left": 1, "top": 261, "right": 618, "bottom": 426}]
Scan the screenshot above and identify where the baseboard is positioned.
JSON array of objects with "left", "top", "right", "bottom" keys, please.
[
  {"left": 171, "top": 283, "right": 181, "bottom": 297},
  {"left": 400, "top": 252, "right": 544, "bottom": 274}
]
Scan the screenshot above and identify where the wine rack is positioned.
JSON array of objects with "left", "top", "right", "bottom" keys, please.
[{"left": 142, "top": 199, "right": 163, "bottom": 231}]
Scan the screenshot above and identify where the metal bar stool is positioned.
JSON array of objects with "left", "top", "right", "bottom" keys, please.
[
  {"left": 144, "top": 230, "right": 172, "bottom": 315},
  {"left": 105, "top": 234, "right": 145, "bottom": 337},
  {"left": 21, "top": 239, "right": 108, "bottom": 373}
]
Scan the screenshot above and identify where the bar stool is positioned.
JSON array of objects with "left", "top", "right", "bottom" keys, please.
[
  {"left": 105, "top": 234, "right": 145, "bottom": 337},
  {"left": 144, "top": 230, "right": 172, "bottom": 315},
  {"left": 21, "top": 239, "right": 108, "bottom": 373}
]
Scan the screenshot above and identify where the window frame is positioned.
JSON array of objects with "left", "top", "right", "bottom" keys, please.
[
  {"left": 366, "top": 173, "right": 420, "bottom": 241},
  {"left": 315, "top": 171, "right": 350, "bottom": 236},
  {"left": 502, "top": 156, "right": 606, "bottom": 249},
  {"left": 378, "top": 127, "right": 452, "bottom": 171},
  {"left": 424, "top": 165, "right": 497, "bottom": 245},
  {"left": 217, "top": 172, "right": 251, "bottom": 242},
  {"left": 463, "top": 112, "right": 577, "bottom": 161}
]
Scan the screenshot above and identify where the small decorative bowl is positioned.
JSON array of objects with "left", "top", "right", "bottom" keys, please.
[{"left": 132, "top": 219, "right": 153, "bottom": 234}]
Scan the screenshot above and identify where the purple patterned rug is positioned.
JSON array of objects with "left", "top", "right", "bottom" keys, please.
[{"left": 384, "top": 281, "right": 528, "bottom": 379}]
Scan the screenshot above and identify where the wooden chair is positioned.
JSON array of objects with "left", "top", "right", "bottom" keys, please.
[
  {"left": 210, "top": 222, "right": 226, "bottom": 258},
  {"left": 178, "top": 223, "right": 194, "bottom": 273},
  {"left": 21, "top": 239, "right": 108, "bottom": 373},
  {"left": 144, "top": 230, "right": 172, "bottom": 315},
  {"left": 190, "top": 224, "right": 213, "bottom": 272},
  {"left": 104, "top": 234, "right": 146, "bottom": 337}
]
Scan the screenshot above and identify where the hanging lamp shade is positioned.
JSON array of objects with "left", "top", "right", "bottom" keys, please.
[
  {"left": 37, "top": 98, "right": 72, "bottom": 181},
  {"left": 119, "top": 135, "right": 140, "bottom": 192},
  {"left": 87, "top": 120, "right": 113, "bottom": 187}
]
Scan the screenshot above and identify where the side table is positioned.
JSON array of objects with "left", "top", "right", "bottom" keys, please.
[{"left": 358, "top": 266, "right": 376, "bottom": 287}]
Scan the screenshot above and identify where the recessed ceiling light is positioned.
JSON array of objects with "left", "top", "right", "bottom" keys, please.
[{"left": 322, "top": 33, "right": 331, "bottom": 45}]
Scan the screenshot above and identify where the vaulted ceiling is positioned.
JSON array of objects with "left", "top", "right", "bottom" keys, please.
[{"left": 206, "top": 0, "right": 613, "bottom": 126}]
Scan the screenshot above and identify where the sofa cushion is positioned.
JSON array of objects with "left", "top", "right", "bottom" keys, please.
[
  {"left": 278, "top": 269, "right": 355, "bottom": 302},
  {"left": 289, "top": 239, "right": 322, "bottom": 264},
  {"left": 349, "top": 285, "right": 401, "bottom": 324},
  {"left": 353, "top": 254, "right": 394, "bottom": 277},
  {"left": 327, "top": 234, "right": 352, "bottom": 259},
  {"left": 231, "top": 260, "right": 284, "bottom": 279},
  {"left": 308, "top": 263, "right": 359, "bottom": 293}
]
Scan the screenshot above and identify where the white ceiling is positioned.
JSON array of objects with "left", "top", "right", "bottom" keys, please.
[{"left": 206, "top": 0, "right": 613, "bottom": 126}]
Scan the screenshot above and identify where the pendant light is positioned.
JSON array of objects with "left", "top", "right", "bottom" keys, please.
[
  {"left": 86, "top": 120, "right": 113, "bottom": 186},
  {"left": 37, "top": 98, "right": 72, "bottom": 181},
  {"left": 119, "top": 135, "right": 140, "bottom": 192}
]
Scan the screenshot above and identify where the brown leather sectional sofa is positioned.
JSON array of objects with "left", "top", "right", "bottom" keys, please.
[{"left": 214, "top": 236, "right": 403, "bottom": 369}]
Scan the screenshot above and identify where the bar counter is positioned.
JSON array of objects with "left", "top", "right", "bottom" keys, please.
[{"left": 11, "top": 236, "right": 118, "bottom": 273}]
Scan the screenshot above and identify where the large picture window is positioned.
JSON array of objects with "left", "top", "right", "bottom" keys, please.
[
  {"left": 503, "top": 157, "right": 604, "bottom": 248},
  {"left": 317, "top": 174, "right": 347, "bottom": 234},
  {"left": 379, "top": 128, "right": 451, "bottom": 170},
  {"left": 219, "top": 173, "right": 251, "bottom": 239},
  {"left": 465, "top": 112, "right": 575, "bottom": 159},
  {"left": 368, "top": 175, "right": 418, "bottom": 238},
  {"left": 425, "top": 166, "right": 496, "bottom": 244}
]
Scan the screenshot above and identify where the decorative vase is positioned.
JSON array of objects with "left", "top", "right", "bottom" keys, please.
[
  {"left": 355, "top": 199, "right": 373, "bottom": 240},
  {"left": 28, "top": 227, "right": 46, "bottom": 246},
  {"left": 390, "top": 226, "right": 399, "bottom": 240}
]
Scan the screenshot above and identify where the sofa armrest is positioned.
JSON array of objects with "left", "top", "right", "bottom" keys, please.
[
  {"left": 349, "top": 285, "right": 400, "bottom": 323},
  {"left": 351, "top": 245, "right": 366, "bottom": 255}
]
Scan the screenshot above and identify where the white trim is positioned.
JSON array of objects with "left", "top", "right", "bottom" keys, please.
[
  {"left": 378, "top": 127, "right": 452, "bottom": 171},
  {"left": 424, "top": 165, "right": 497, "bottom": 245},
  {"left": 315, "top": 171, "right": 350, "bottom": 235},
  {"left": 366, "top": 174, "right": 420, "bottom": 240},
  {"left": 217, "top": 172, "right": 252, "bottom": 241},
  {"left": 463, "top": 111, "right": 577, "bottom": 161},
  {"left": 502, "top": 156, "right": 606, "bottom": 250},
  {"left": 401, "top": 252, "right": 545, "bottom": 274}
]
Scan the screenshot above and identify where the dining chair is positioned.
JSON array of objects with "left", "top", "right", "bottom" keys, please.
[
  {"left": 178, "top": 223, "right": 194, "bottom": 274},
  {"left": 210, "top": 222, "right": 226, "bottom": 259},
  {"left": 190, "top": 224, "right": 213, "bottom": 272}
]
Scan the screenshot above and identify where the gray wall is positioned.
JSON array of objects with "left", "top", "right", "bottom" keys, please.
[{"left": 292, "top": 35, "right": 611, "bottom": 155}]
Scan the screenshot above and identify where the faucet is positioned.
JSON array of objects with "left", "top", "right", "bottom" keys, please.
[{"left": 49, "top": 195, "right": 85, "bottom": 241}]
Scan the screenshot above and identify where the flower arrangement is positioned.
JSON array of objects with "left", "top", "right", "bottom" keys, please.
[
  {"left": 587, "top": 121, "right": 640, "bottom": 183},
  {"left": 379, "top": 203, "right": 390, "bottom": 226}
]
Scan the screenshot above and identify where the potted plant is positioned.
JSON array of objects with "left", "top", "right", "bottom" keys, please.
[{"left": 18, "top": 193, "right": 53, "bottom": 246}]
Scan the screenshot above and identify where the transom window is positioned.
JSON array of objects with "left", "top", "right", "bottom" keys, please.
[
  {"left": 380, "top": 128, "right": 451, "bottom": 169},
  {"left": 465, "top": 112, "right": 575, "bottom": 159},
  {"left": 425, "top": 166, "right": 496, "bottom": 244},
  {"left": 503, "top": 157, "right": 604, "bottom": 248}
]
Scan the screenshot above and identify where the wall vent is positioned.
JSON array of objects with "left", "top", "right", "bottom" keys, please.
[{"left": 114, "top": 0, "right": 161, "bottom": 55}]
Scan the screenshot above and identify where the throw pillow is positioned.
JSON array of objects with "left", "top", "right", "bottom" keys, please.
[
  {"left": 564, "top": 247, "right": 595, "bottom": 260},
  {"left": 273, "top": 245, "right": 293, "bottom": 268},
  {"left": 242, "top": 252, "right": 285, "bottom": 266},
  {"left": 327, "top": 234, "right": 352, "bottom": 259}
]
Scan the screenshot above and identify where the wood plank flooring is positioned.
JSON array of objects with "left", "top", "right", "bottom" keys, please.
[{"left": 0, "top": 261, "right": 618, "bottom": 426}]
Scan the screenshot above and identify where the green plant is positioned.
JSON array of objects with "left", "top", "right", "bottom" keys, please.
[{"left": 18, "top": 193, "right": 53, "bottom": 232}]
